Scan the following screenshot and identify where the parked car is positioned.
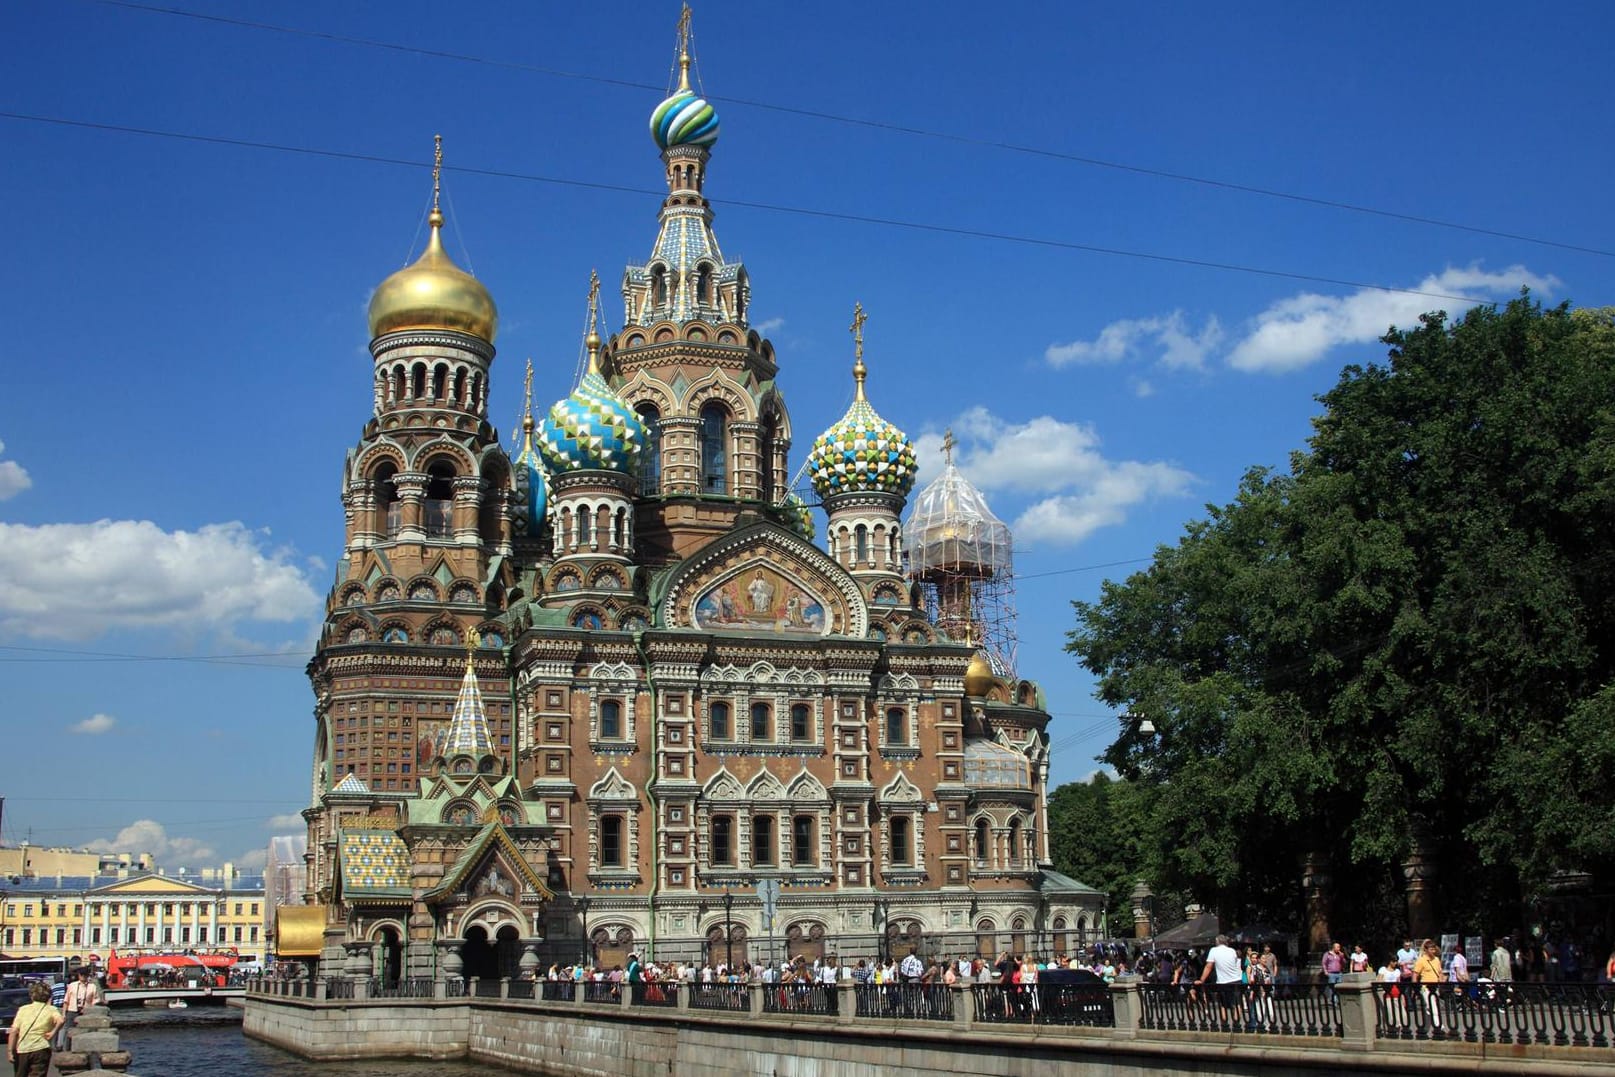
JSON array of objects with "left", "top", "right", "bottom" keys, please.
[{"left": 0, "top": 984, "right": 34, "bottom": 1035}]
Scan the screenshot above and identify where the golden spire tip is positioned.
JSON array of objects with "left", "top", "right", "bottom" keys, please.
[
  {"left": 941, "top": 428, "right": 956, "bottom": 467},
  {"left": 430, "top": 134, "right": 444, "bottom": 225},
  {"left": 522, "top": 358, "right": 535, "bottom": 435},
  {"left": 585, "top": 270, "right": 603, "bottom": 374}
]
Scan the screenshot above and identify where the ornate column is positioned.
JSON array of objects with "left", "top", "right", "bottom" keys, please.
[
  {"left": 435, "top": 938, "right": 463, "bottom": 982},
  {"left": 519, "top": 941, "right": 541, "bottom": 979},
  {"left": 1301, "top": 851, "right": 1333, "bottom": 955},
  {"left": 1129, "top": 880, "right": 1154, "bottom": 940},
  {"left": 393, "top": 472, "right": 428, "bottom": 541},
  {"left": 453, "top": 476, "right": 486, "bottom": 546},
  {"left": 1402, "top": 840, "right": 1438, "bottom": 942}
]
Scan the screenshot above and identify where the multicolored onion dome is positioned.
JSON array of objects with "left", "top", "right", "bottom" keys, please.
[
  {"left": 808, "top": 397, "right": 918, "bottom": 499},
  {"left": 519, "top": 441, "right": 549, "bottom": 526},
  {"left": 368, "top": 210, "right": 498, "bottom": 344},
  {"left": 650, "top": 90, "right": 720, "bottom": 150},
  {"left": 538, "top": 370, "right": 646, "bottom": 474}
]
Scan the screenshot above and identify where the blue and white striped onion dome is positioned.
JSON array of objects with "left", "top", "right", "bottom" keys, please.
[
  {"left": 807, "top": 398, "right": 917, "bottom": 500},
  {"left": 650, "top": 90, "right": 720, "bottom": 150},
  {"left": 538, "top": 371, "right": 647, "bottom": 473}
]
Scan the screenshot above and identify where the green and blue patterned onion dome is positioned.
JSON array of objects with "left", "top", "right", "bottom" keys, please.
[
  {"left": 538, "top": 370, "right": 647, "bottom": 474},
  {"left": 808, "top": 398, "right": 918, "bottom": 500},
  {"left": 650, "top": 90, "right": 720, "bottom": 150},
  {"left": 522, "top": 449, "right": 549, "bottom": 525},
  {"left": 782, "top": 492, "right": 816, "bottom": 541}
]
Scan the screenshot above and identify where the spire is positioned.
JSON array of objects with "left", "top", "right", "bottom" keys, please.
[
  {"left": 518, "top": 358, "right": 536, "bottom": 458},
  {"left": 515, "top": 357, "right": 550, "bottom": 529},
  {"left": 941, "top": 428, "right": 956, "bottom": 467},
  {"left": 431, "top": 133, "right": 443, "bottom": 223},
  {"left": 442, "top": 630, "right": 495, "bottom": 758}
]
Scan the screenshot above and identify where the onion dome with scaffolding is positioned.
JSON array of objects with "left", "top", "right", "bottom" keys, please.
[{"left": 904, "top": 429, "right": 1018, "bottom": 692}]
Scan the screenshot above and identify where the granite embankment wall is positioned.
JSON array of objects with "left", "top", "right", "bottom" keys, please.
[{"left": 244, "top": 988, "right": 1615, "bottom": 1077}]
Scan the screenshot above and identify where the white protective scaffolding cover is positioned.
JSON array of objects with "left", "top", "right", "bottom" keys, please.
[{"left": 904, "top": 460, "right": 1013, "bottom": 579}]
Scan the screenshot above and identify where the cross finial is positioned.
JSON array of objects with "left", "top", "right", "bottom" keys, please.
[
  {"left": 465, "top": 627, "right": 480, "bottom": 670},
  {"left": 850, "top": 302, "right": 868, "bottom": 402},
  {"left": 941, "top": 428, "right": 956, "bottom": 466},
  {"left": 676, "top": 4, "right": 693, "bottom": 93},
  {"left": 585, "top": 269, "right": 603, "bottom": 375},
  {"left": 432, "top": 133, "right": 443, "bottom": 214},
  {"left": 522, "top": 358, "right": 535, "bottom": 434}
]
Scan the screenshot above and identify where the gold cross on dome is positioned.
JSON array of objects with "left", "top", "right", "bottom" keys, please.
[
  {"left": 432, "top": 134, "right": 443, "bottom": 213},
  {"left": 849, "top": 302, "right": 867, "bottom": 361},
  {"left": 941, "top": 429, "right": 956, "bottom": 466},
  {"left": 676, "top": 5, "right": 693, "bottom": 92},
  {"left": 587, "top": 269, "right": 601, "bottom": 334}
]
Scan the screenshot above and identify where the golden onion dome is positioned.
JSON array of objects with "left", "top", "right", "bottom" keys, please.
[
  {"left": 368, "top": 209, "right": 498, "bottom": 344},
  {"left": 964, "top": 651, "right": 995, "bottom": 698}
]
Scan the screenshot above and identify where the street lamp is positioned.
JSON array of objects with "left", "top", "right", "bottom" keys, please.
[
  {"left": 722, "top": 887, "right": 734, "bottom": 970},
  {"left": 577, "top": 895, "right": 592, "bottom": 968},
  {"left": 873, "top": 897, "right": 890, "bottom": 964}
]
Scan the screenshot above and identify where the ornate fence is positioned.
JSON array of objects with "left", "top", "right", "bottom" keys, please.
[
  {"left": 1140, "top": 982, "right": 1340, "bottom": 1037},
  {"left": 1375, "top": 982, "right": 1615, "bottom": 1048}
]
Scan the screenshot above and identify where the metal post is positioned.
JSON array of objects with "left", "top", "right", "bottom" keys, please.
[
  {"left": 578, "top": 895, "right": 591, "bottom": 969},
  {"left": 723, "top": 888, "right": 734, "bottom": 970}
]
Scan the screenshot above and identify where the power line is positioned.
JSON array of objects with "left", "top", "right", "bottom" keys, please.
[
  {"left": 90, "top": 0, "right": 1615, "bottom": 260},
  {"left": 1, "top": 110, "right": 1510, "bottom": 308}
]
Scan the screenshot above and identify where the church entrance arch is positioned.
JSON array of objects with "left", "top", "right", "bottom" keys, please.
[
  {"left": 592, "top": 926, "right": 635, "bottom": 973},
  {"left": 376, "top": 926, "right": 403, "bottom": 987},
  {"left": 461, "top": 925, "right": 497, "bottom": 981},
  {"left": 705, "top": 923, "right": 748, "bottom": 969}
]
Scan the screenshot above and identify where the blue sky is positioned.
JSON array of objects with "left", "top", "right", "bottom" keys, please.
[{"left": 3, "top": 0, "right": 1611, "bottom": 872}]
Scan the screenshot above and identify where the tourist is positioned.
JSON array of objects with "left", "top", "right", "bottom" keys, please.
[
  {"left": 1195, "top": 934, "right": 1244, "bottom": 1023},
  {"left": 1246, "top": 946, "right": 1275, "bottom": 1031},
  {"left": 1349, "top": 943, "right": 1370, "bottom": 975},
  {"left": 1379, "top": 960, "right": 1405, "bottom": 1027},
  {"left": 1396, "top": 938, "right": 1418, "bottom": 983},
  {"left": 7, "top": 981, "right": 64, "bottom": 1077},
  {"left": 1413, "top": 938, "right": 1445, "bottom": 1027},
  {"left": 1447, "top": 943, "right": 1469, "bottom": 984},
  {"left": 1490, "top": 939, "right": 1513, "bottom": 982},
  {"left": 57, "top": 966, "right": 101, "bottom": 1051},
  {"left": 1320, "top": 942, "right": 1345, "bottom": 996}
]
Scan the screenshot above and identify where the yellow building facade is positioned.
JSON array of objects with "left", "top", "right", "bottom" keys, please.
[{"left": 1, "top": 873, "right": 267, "bottom": 967}]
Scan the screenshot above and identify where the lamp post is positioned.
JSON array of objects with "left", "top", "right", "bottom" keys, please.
[
  {"left": 873, "top": 897, "right": 890, "bottom": 964},
  {"left": 722, "top": 887, "right": 734, "bottom": 970},
  {"left": 577, "top": 895, "right": 592, "bottom": 969}
]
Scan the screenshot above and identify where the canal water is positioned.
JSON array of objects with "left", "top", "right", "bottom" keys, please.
[{"left": 110, "top": 1008, "right": 528, "bottom": 1076}]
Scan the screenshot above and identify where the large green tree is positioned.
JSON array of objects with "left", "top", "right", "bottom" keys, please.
[{"left": 1069, "top": 298, "right": 1615, "bottom": 943}]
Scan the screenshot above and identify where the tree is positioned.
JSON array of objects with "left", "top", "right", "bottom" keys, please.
[{"left": 1070, "top": 298, "right": 1615, "bottom": 945}]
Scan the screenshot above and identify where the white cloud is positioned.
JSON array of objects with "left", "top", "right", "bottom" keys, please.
[
  {"left": 915, "top": 409, "right": 1194, "bottom": 548},
  {"left": 1228, "top": 264, "right": 1558, "bottom": 373},
  {"left": 235, "top": 847, "right": 268, "bottom": 871},
  {"left": 0, "top": 440, "right": 31, "bottom": 500},
  {"left": 71, "top": 713, "right": 117, "bottom": 735},
  {"left": 85, "top": 820, "right": 217, "bottom": 869},
  {"left": 265, "top": 813, "right": 304, "bottom": 829},
  {"left": 1046, "top": 312, "right": 1222, "bottom": 371},
  {"left": 752, "top": 317, "right": 785, "bottom": 333},
  {"left": 0, "top": 519, "right": 321, "bottom": 640}
]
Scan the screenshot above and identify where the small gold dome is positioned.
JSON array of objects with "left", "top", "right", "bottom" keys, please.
[
  {"left": 368, "top": 210, "right": 498, "bottom": 343},
  {"left": 964, "top": 651, "right": 995, "bottom": 698}
]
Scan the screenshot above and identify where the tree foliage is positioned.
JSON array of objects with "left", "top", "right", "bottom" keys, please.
[{"left": 1068, "top": 298, "right": 1615, "bottom": 938}]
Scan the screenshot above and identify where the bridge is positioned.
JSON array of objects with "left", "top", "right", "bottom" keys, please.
[
  {"left": 244, "top": 974, "right": 1614, "bottom": 1076},
  {"left": 105, "top": 986, "right": 245, "bottom": 1007}
]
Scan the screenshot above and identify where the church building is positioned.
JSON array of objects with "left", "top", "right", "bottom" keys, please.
[{"left": 295, "top": 11, "right": 1103, "bottom": 982}]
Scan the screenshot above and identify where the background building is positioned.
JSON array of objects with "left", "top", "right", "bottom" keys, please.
[{"left": 295, "top": 15, "right": 1103, "bottom": 982}]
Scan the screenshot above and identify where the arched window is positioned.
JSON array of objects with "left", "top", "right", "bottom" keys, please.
[
  {"left": 1008, "top": 819, "right": 1022, "bottom": 868},
  {"left": 854, "top": 524, "right": 869, "bottom": 564},
  {"left": 700, "top": 403, "right": 728, "bottom": 494},
  {"left": 577, "top": 505, "right": 592, "bottom": 547},
  {"left": 375, "top": 463, "right": 400, "bottom": 537},
  {"left": 696, "top": 263, "right": 712, "bottom": 306},
  {"left": 710, "top": 701, "right": 730, "bottom": 741},
  {"left": 411, "top": 363, "right": 426, "bottom": 399},
  {"left": 600, "top": 815, "right": 624, "bottom": 867},
  {"left": 636, "top": 403, "right": 661, "bottom": 496},
  {"left": 711, "top": 815, "right": 733, "bottom": 865},
  {"left": 791, "top": 814, "right": 815, "bottom": 866},
  {"left": 885, "top": 707, "right": 906, "bottom": 746},
  {"left": 752, "top": 815, "right": 774, "bottom": 866},
  {"left": 600, "top": 699, "right": 622, "bottom": 740},
  {"left": 749, "top": 702, "right": 771, "bottom": 741},
  {"left": 651, "top": 264, "right": 667, "bottom": 307},
  {"left": 891, "top": 816, "right": 912, "bottom": 866},
  {"left": 789, "top": 704, "right": 811, "bottom": 743},
  {"left": 973, "top": 819, "right": 989, "bottom": 864},
  {"left": 424, "top": 459, "right": 456, "bottom": 538}
]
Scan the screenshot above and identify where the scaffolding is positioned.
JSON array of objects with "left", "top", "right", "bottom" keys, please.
[{"left": 903, "top": 432, "right": 1017, "bottom": 680}]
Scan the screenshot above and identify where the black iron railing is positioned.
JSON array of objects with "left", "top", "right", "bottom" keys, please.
[
  {"left": 541, "top": 981, "right": 576, "bottom": 1002},
  {"left": 1375, "top": 982, "right": 1615, "bottom": 1048},
  {"left": 855, "top": 983, "right": 955, "bottom": 1022},
  {"left": 974, "top": 982, "right": 1113, "bottom": 1027},
  {"left": 763, "top": 982, "right": 836, "bottom": 1016},
  {"left": 1139, "top": 982, "right": 1339, "bottom": 1037},
  {"left": 630, "top": 982, "right": 678, "bottom": 1008},
  {"left": 689, "top": 982, "right": 749, "bottom": 1012}
]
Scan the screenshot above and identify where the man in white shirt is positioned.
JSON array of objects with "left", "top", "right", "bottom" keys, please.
[
  {"left": 1195, "top": 934, "right": 1244, "bottom": 1021},
  {"left": 899, "top": 950, "right": 924, "bottom": 983},
  {"left": 57, "top": 967, "right": 102, "bottom": 1050}
]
